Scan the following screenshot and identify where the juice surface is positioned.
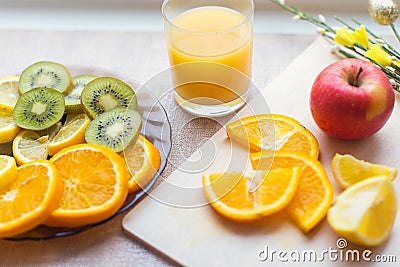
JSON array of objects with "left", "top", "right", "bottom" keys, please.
[{"left": 167, "top": 6, "right": 253, "bottom": 104}]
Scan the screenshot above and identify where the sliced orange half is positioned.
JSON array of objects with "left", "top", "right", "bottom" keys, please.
[
  {"left": 226, "top": 114, "right": 319, "bottom": 159},
  {"left": 0, "top": 160, "right": 63, "bottom": 238},
  {"left": 45, "top": 143, "right": 129, "bottom": 228},
  {"left": 202, "top": 167, "right": 301, "bottom": 222},
  {"left": 250, "top": 150, "right": 334, "bottom": 232}
]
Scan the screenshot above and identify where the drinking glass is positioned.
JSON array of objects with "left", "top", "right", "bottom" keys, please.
[{"left": 162, "top": 0, "right": 254, "bottom": 117}]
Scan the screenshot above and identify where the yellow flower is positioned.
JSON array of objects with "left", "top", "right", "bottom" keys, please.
[
  {"left": 334, "top": 28, "right": 355, "bottom": 47},
  {"left": 351, "top": 25, "right": 370, "bottom": 49},
  {"left": 366, "top": 44, "right": 393, "bottom": 66}
]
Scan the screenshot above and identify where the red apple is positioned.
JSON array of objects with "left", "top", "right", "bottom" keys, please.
[{"left": 310, "top": 58, "right": 394, "bottom": 140}]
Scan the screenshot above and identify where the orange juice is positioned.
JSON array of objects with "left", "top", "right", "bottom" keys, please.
[{"left": 166, "top": 6, "right": 253, "bottom": 105}]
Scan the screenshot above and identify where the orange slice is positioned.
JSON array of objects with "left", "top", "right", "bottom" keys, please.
[
  {"left": 119, "top": 135, "right": 161, "bottom": 193},
  {"left": 45, "top": 143, "right": 129, "bottom": 228},
  {"left": 202, "top": 167, "right": 301, "bottom": 222},
  {"left": 226, "top": 114, "right": 319, "bottom": 159},
  {"left": 250, "top": 150, "right": 334, "bottom": 232},
  {"left": 0, "top": 160, "right": 63, "bottom": 238}
]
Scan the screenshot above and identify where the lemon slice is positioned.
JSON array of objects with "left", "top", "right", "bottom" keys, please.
[
  {"left": 328, "top": 175, "right": 397, "bottom": 246},
  {"left": 0, "top": 155, "right": 17, "bottom": 189},
  {"left": 119, "top": 135, "right": 161, "bottom": 193},
  {"left": 37, "top": 121, "right": 62, "bottom": 140},
  {"left": 332, "top": 153, "right": 397, "bottom": 189},
  {"left": 0, "top": 76, "right": 19, "bottom": 113},
  {"left": 12, "top": 130, "right": 50, "bottom": 166},
  {"left": 48, "top": 114, "right": 91, "bottom": 156},
  {"left": 0, "top": 112, "right": 21, "bottom": 144}
]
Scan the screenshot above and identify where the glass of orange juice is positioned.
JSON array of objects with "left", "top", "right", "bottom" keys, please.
[{"left": 162, "top": 0, "right": 254, "bottom": 117}]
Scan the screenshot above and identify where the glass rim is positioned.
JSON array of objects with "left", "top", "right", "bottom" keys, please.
[{"left": 161, "top": 0, "right": 255, "bottom": 36}]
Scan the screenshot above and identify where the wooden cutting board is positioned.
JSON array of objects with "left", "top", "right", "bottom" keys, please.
[{"left": 123, "top": 37, "right": 400, "bottom": 266}]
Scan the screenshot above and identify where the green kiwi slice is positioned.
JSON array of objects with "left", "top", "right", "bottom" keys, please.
[
  {"left": 80, "top": 77, "right": 138, "bottom": 120},
  {"left": 84, "top": 107, "right": 142, "bottom": 153},
  {"left": 13, "top": 87, "right": 65, "bottom": 131},
  {"left": 65, "top": 74, "right": 97, "bottom": 114},
  {"left": 18, "top": 61, "right": 73, "bottom": 94}
]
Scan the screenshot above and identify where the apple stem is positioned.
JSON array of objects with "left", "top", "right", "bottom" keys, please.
[
  {"left": 356, "top": 67, "right": 363, "bottom": 82},
  {"left": 350, "top": 67, "right": 363, "bottom": 87}
]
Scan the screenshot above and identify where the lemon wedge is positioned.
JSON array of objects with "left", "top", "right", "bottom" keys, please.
[
  {"left": 332, "top": 153, "right": 397, "bottom": 189},
  {"left": 328, "top": 175, "right": 397, "bottom": 247}
]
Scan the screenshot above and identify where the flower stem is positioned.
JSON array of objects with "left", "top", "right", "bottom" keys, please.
[
  {"left": 390, "top": 23, "right": 400, "bottom": 43},
  {"left": 271, "top": 0, "right": 400, "bottom": 92},
  {"left": 270, "top": 0, "right": 335, "bottom": 33},
  {"left": 335, "top": 16, "right": 356, "bottom": 31}
]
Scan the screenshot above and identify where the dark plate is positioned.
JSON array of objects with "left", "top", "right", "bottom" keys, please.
[{"left": 4, "top": 67, "right": 172, "bottom": 241}]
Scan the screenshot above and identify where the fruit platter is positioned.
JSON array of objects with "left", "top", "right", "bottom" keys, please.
[{"left": 0, "top": 62, "right": 171, "bottom": 240}]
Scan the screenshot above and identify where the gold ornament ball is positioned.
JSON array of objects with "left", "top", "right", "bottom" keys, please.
[{"left": 368, "top": 0, "right": 399, "bottom": 25}]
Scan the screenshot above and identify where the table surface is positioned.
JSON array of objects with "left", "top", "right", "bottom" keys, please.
[{"left": 0, "top": 30, "right": 314, "bottom": 266}]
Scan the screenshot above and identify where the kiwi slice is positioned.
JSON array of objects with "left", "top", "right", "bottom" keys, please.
[
  {"left": 18, "top": 61, "right": 73, "bottom": 94},
  {"left": 80, "top": 77, "right": 138, "bottom": 120},
  {"left": 13, "top": 87, "right": 65, "bottom": 131},
  {"left": 65, "top": 74, "right": 97, "bottom": 114},
  {"left": 85, "top": 107, "right": 141, "bottom": 153}
]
